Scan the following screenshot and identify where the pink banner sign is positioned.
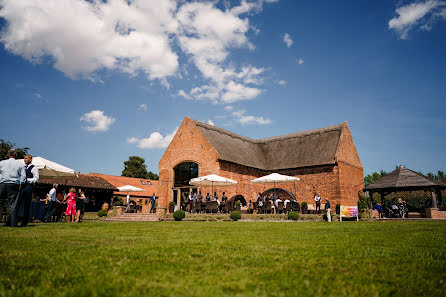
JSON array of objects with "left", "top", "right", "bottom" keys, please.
[{"left": 340, "top": 206, "right": 358, "bottom": 217}]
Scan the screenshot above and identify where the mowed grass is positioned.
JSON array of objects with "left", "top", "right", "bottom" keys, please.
[{"left": 0, "top": 221, "right": 445, "bottom": 297}]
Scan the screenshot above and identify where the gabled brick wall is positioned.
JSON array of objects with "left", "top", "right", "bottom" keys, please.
[{"left": 158, "top": 117, "right": 364, "bottom": 210}]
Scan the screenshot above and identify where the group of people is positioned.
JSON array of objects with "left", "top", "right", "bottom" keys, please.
[
  {"left": 44, "top": 184, "right": 87, "bottom": 223},
  {"left": 254, "top": 191, "right": 331, "bottom": 214},
  {"left": 373, "top": 198, "right": 407, "bottom": 218},
  {"left": 0, "top": 150, "right": 39, "bottom": 227},
  {"left": 0, "top": 149, "right": 89, "bottom": 227},
  {"left": 182, "top": 191, "right": 228, "bottom": 212}
]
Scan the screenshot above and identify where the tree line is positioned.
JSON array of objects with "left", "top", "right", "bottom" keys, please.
[{"left": 364, "top": 167, "right": 445, "bottom": 187}]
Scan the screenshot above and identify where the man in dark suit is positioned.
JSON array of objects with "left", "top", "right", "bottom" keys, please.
[{"left": 18, "top": 155, "right": 39, "bottom": 226}]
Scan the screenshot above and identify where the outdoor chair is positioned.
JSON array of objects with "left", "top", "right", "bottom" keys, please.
[
  {"left": 193, "top": 201, "right": 202, "bottom": 213},
  {"left": 205, "top": 201, "right": 219, "bottom": 213},
  {"left": 264, "top": 202, "right": 272, "bottom": 214},
  {"left": 285, "top": 202, "right": 291, "bottom": 214},
  {"left": 277, "top": 201, "right": 284, "bottom": 214},
  {"left": 224, "top": 201, "right": 234, "bottom": 213}
]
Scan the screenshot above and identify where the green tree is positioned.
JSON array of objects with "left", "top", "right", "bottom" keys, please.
[
  {"left": 427, "top": 171, "right": 445, "bottom": 181},
  {"left": 121, "top": 156, "right": 159, "bottom": 180},
  {"left": 0, "top": 139, "right": 29, "bottom": 161},
  {"left": 364, "top": 170, "right": 388, "bottom": 187}
]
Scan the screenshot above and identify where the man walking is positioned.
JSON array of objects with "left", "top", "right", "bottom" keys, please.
[
  {"left": 0, "top": 149, "right": 26, "bottom": 227},
  {"left": 18, "top": 155, "right": 39, "bottom": 226},
  {"left": 150, "top": 193, "right": 156, "bottom": 213},
  {"left": 44, "top": 184, "right": 59, "bottom": 222}
]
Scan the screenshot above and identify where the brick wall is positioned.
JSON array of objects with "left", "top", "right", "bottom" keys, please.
[{"left": 158, "top": 117, "right": 364, "bottom": 209}]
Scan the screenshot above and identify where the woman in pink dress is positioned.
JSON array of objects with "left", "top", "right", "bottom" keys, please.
[{"left": 63, "top": 188, "right": 77, "bottom": 223}]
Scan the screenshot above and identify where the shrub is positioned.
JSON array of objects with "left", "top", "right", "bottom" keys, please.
[
  {"left": 169, "top": 201, "right": 176, "bottom": 206},
  {"left": 301, "top": 201, "right": 307, "bottom": 208},
  {"left": 405, "top": 196, "right": 430, "bottom": 212},
  {"left": 97, "top": 210, "right": 107, "bottom": 217},
  {"left": 173, "top": 210, "right": 186, "bottom": 221},
  {"left": 235, "top": 201, "right": 241, "bottom": 206},
  {"left": 230, "top": 211, "right": 241, "bottom": 221},
  {"left": 113, "top": 197, "right": 123, "bottom": 206},
  {"left": 358, "top": 193, "right": 369, "bottom": 211},
  {"left": 287, "top": 211, "right": 299, "bottom": 221}
]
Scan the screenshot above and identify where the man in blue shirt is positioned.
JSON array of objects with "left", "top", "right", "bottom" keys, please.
[{"left": 0, "top": 149, "right": 26, "bottom": 227}]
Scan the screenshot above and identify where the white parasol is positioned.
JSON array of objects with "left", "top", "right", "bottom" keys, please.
[
  {"left": 117, "top": 185, "right": 146, "bottom": 192},
  {"left": 17, "top": 156, "right": 77, "bottom": 178},
  {"left": 251, "top": 173, "right": 300, "bottom": 197},
  {"left": 190, "top": 174, "right": 237, "bottom": 195}
]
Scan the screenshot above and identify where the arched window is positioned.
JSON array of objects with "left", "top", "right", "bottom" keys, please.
[{"left": 173, "top": 162, "right": 199, "bottom": 187}]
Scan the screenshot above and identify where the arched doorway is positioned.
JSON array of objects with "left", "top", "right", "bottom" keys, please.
[
  {"left": 229, "top": 195, "right": 247, "bottom": 206},
  {"left": 261, "top": 188, "right": 296, "bottom": 200},
  {"left": 172, "top": 162, "right": 199, "bottom": 210}
]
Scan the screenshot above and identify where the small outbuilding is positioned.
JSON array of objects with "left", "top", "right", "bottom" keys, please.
[{"left": 364, "top": 166, "right": 446, "bottom": 218}]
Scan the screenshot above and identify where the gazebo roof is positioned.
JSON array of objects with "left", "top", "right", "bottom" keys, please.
[{"left": 365, "top": 166, "right": 446, "bottom": 192}]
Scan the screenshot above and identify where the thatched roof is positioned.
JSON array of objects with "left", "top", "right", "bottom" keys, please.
[
  {"left": 193, "top": 120, "right": 343, "bottom": 170},
  {"left": 365, "top": 166, "right": 446, "bottom": 192},
  {"left": 39, "top": 174, "right": 117, "bottom": 191}
]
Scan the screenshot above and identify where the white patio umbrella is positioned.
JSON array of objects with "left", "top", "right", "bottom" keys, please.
[
  {"left": 118, "top": 185, "right": 146, "bottom": 207},
  {"left": 189, "top": 174, "right": 237, "bottom": 196},
  {"left": 17, "top": 156, "right": 77, "bottom": 178},
  {"left": 117, "top": 185, "right": 146, "bottom": 192},
  {"left": 251, "top": 173, "right": 300, "bottom": 197}
]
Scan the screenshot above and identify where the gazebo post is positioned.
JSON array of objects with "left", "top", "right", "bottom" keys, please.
[{"left": 431, "top": 187, "right": 438, "bottom": 209}]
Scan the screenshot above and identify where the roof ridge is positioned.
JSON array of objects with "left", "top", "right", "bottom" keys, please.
[
  {"left": 192, "top": 119, "right": 256, "bottom": 143},
  {"left": 257, "top": 123, "right": 344, "bottom": 143},
  {"left": 192, "top": 119, "right": 344, "bottom": 143}
]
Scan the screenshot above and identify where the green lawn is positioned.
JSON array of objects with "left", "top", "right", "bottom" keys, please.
[{"left": 0, "top": 221, "right": 445, "bottom": 297}]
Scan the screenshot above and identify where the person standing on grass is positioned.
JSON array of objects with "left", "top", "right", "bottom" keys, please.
[
  {"left": 325, "top": 199, "right": 331, "bottom": 222},
  {"left": 44, "top": 184, "right": 59, "bottom": 222},
  {"left": 150, "top": 193, "right": 156, "bottom": 213},
  {"left": 63, "top": 188, "right": 76, "bottom": 223},
  {"left": 18, "top": 155, "right": 39, "bottom": 227},
  {"left": 75, "top": 189, "right": 86, "bottom": 222},
  {"left": 314, "top": 192, "right": 322, "bottom": 213},
  {"left": 0, "top": 149, "right": 26, "bottom": 227}
]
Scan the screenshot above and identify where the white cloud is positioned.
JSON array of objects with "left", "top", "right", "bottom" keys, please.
[
  {"left": 207, "top": 119, "right": 214, "bottom": 126},
  {"left": 278, "top": 80, "right": 287, "bottom": 85},
  {"left": 232, "top": 110, "right": 272, "bottom": 125},
  {"left": 0, "top": 0, "right": 274, "bottom": 103},
  {"left": 177, "top": 89, "right": 191, "bottom": 99},
  {"left": 388, "top": 0, "right": 446, "bottom": 39},
  {"left": 138, "top": 103, "right": 147, "bottom": 111},
  {"left": 33, "top": 92, "right": 48, "bottom": 102},
  {"left": 283, "top": 33, "right": 293, "bottom": 48},
  {"left": 80, "top": 110, "right": 116, "bottom": 132},
  {"left": 224, "top": 105, "right": 234, "bottom": 111},
  {"left": 297, "top": 57, "right": 304, "bottom": 65},
  {"left": 127, "top": 127, "right": 178, "bottom": 149}
]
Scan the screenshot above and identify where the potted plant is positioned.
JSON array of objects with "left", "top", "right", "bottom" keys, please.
[
  {"left": 336, "top": 204, "right": 341, "bottom": 215},
  {"left": 235, "top": 200, "right": 241, "bottom": 211},
  {"left": 301, "top": 201, "right": 308, "bottom": 214},
  {"left": 169, "top": 201, "right": 175, "bottom": 213}
]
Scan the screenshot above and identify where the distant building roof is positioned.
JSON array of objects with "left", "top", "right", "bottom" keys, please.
[
  {"left": 39, "top": 173, "right": 117, "bottom": 191},
  {"left": 192, "top": 119, "right": 344, "bottom": 170},
  {"left": 365, "top": 166, "right": 446, "bottom": 192},
  {"left": 89, "top": 173, "right": 159, "bottom": 197}
]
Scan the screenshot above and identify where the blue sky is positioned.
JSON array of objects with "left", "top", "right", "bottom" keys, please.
[{"left": 0, "top": 0, "right": 445, "bottom": 176}]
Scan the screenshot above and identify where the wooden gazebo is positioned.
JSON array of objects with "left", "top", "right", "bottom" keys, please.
[{"left": 364, "top": 166, "right": 446, "bottom": 216}]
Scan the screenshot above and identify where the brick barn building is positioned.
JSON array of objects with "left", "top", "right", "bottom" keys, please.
[{"left": 158, "top": 116, "right": 363, "bottom": 210}]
